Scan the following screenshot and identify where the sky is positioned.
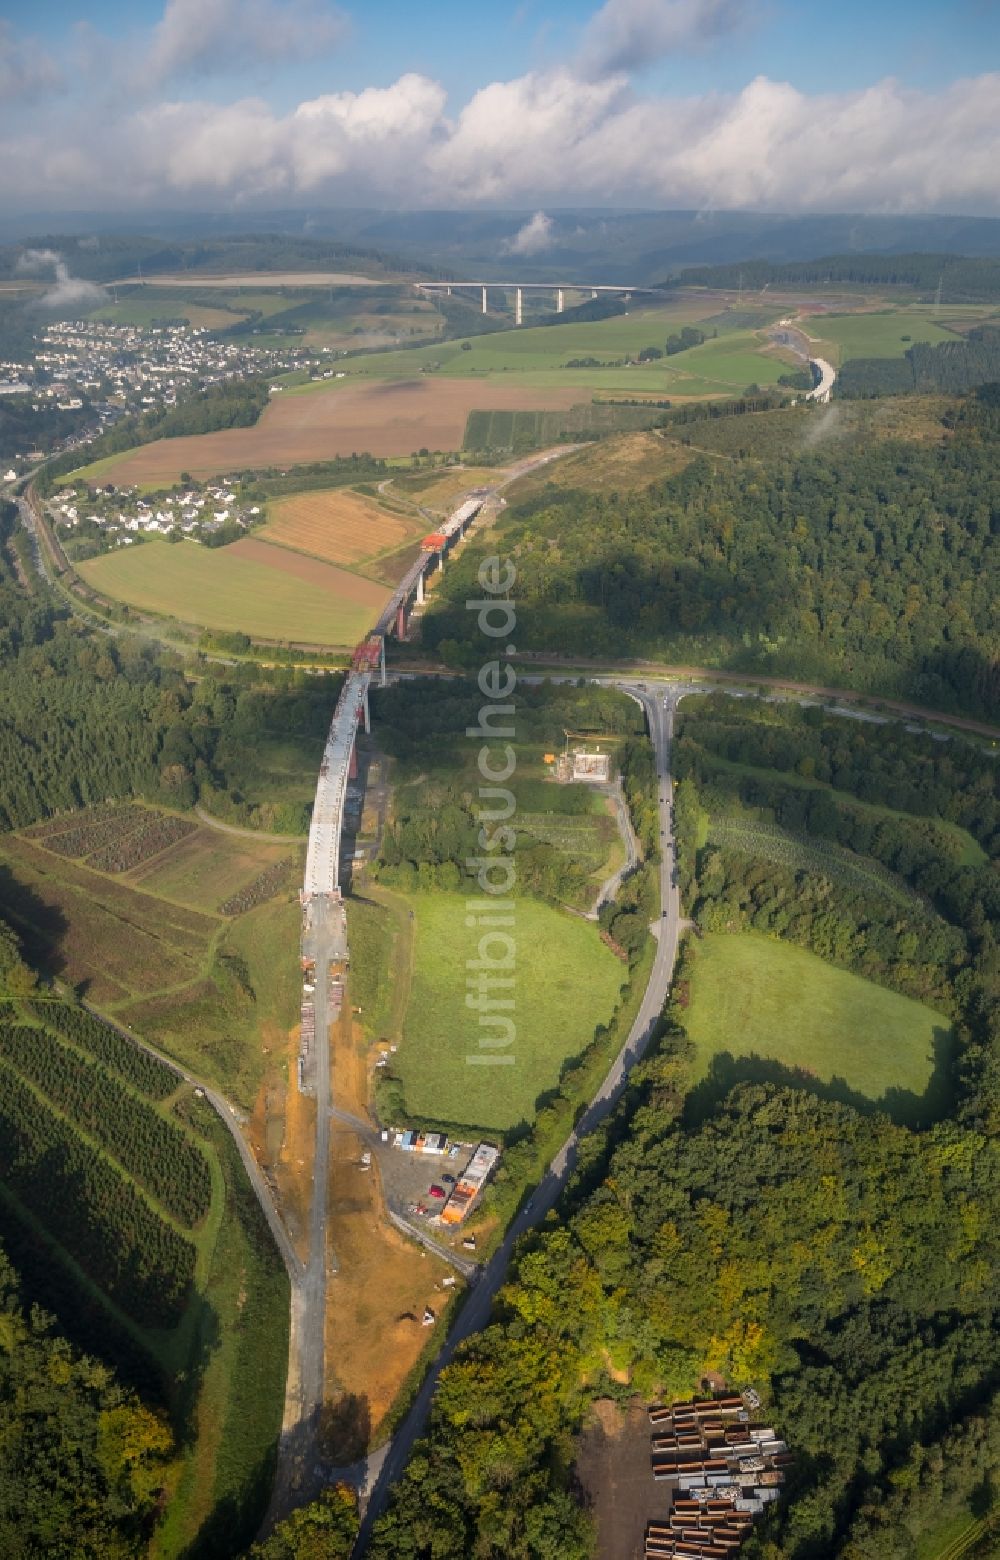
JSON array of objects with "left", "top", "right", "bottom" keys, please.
[{"left": 2, "top": 0, "right": 999, "bottom": 215}]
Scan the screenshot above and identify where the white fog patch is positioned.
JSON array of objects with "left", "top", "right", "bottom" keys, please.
[
  {"left": 502, "top": 212, "right": 556, "bottom": 256},
  {"left": 17, "top": 248, "right": 108, "bottom": 312}
]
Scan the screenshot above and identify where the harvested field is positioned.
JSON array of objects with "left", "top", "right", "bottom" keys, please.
[
  {"left": 260, "top": 489, "right": 415, "bottom": 566},
  {"left": 79, "top": 537, "right": 390, "bottom": 647},
  {"left": 80, "top": 380, "right": 585, "bottom": 485}
]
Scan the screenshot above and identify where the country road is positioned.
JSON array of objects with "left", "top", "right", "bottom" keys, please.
[{"left": 353, "top": 683, "right": 682, "bottom": 1553}]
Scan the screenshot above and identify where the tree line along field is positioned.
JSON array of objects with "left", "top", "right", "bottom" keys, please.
[
  {"left": 0, "top": 998, "right": 288, "bottom": 1556},
  {"left": 0, "top": 808, "right": 303, "bottom": 1106},
  {"left": 78, "top": 535, "right": 390, "bottom": 647}
]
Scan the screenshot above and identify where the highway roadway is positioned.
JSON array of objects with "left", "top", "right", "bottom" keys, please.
[{"left": 353, "top": 683, "right": 683, "bottom": 1552}]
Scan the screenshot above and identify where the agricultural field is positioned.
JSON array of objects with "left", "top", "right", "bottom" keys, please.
[
  {"left": 683, "top": 931, "right": 949, "bottom": 1104},
  {"left": 78, "top": 536, "right": 389, "bottom": 646},
  {"left": 0, "top": 1003, "right": 288, "bottom": 1557},
  {"left": 288, "top": 308, "right": 792, "bottom": 400},
  {"left": 393, "top": 890, "right": 624, "bottom": 1130},
  {"left": 75, "top": 379, "right": 584, "bottom": 486},
  {"left": 464, "top": 401, "right": 673, "bottom": 450},
  {"left": 261, "top": 486, "right": 419, "bottom": 567}
]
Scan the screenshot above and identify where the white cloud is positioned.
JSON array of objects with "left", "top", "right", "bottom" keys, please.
[
  {"left": 0, "top": 21, "right": 61, "bottom": 98},
  {"left": 2, "top": 66, "right": 1000, "bottom": 218},
  {"left": 578, "top": 0, "right": 747, "bottom": 77},
  {"left": 503, "top": 212, "right": 557, "bottom": 255},
  {"left": 16, "top": 249, "right": 108, "bottom": 313},
  {"left": 148, "top": 0, "right": 348, "bottom": 81}
]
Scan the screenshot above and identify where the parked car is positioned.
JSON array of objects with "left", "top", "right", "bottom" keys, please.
[
  {"left": 428, "top": 1184, "right": 446, "bottom": 1199},
  {"left": 442, "top": 1173, "right": 456, "bottom": 1184}
]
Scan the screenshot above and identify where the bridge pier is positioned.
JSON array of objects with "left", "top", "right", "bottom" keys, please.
[
  {"left": 416, "top": 571, "right": 425, "bottom": 605},
  {"left": 348, "top": 738, "right": 358, "bottom": 781},
  {"left": 379, "top": 637, "right": 386, "bottom": 689},
  {"left": 591, "top": 289, "right": 598, "bottom": 299},
  {"left": 362, "top": 686, "right": 370, "bottom": 736},
  {"left": 395, "top": 602, "right": 407, "bottom": 640},
  {"left": 515, "top": 286, "right": 523, "bottom": 326},
  {"left": 556, "top": 288, "right": 564, "bottom": 313},
  {"left": 481, "top": 285, "right": 488, "bottom": 315}
]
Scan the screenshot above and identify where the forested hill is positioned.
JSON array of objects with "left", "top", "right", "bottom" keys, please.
[
  {"left": 422, "top": 391, "right": 1000, "bottom": 719},
  {"left": 0, "top": 231, "right": 408, "bottom": 284},
  {"left": 673, "top": 251, "right": 1000, "bottom": 300},
  {"left": 0, "top": 1234, "right": 174, "bottom": 1554}
]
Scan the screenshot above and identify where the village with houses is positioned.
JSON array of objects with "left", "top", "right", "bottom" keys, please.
[
  {"left": 46, "top": 476, "right": 263, "bottom": 554},
  {"left": 0, "top": 315, "right": 328, "bottom": 472}
]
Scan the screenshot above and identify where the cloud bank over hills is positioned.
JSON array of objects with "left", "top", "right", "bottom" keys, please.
[{"left": 1, "top": 0, "right": 998, "bottom": 215}]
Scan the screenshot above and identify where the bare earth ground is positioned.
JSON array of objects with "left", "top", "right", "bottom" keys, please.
[
  {"left": 322, "top": 1009, "right": 452, "bottom": 1459},
  {"left": 248, "top": 1018, "right": 316, "bottom": 1267},
  {"left": 96, "top": 380, "right": 586, "bottom": 483},
  {"left": 575, "top": 1398, "right": 659, "bottom": 1560}
]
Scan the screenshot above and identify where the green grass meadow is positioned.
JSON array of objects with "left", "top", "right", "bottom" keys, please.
[
  {"left": 683, "top": 932, "right": 949, "bottom": 1105},
  {"left": 283, "top": 305, "right": 793, "bottom": 401},
  {"left": 803, "top": 308, "right": 963, "bottom": 364},
  {"left": 394, "top": 890, "right": 625, "bottom": 1130}
]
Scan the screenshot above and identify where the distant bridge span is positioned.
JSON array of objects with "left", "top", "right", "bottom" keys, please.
[{"left": 415, "top": 278, "right": 661, "bottom": 325}]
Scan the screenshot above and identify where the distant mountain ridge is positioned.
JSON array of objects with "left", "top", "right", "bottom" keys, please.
[{"left": 6, "top": 210, "right": 1000, "bottom": 286}]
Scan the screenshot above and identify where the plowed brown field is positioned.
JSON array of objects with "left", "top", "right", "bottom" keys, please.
[
  {"left": 261, "top": 488, "right": 415, "bottom": 565},
  {"left": 89, "top": 379, "right": 583, "bottom": 484}
]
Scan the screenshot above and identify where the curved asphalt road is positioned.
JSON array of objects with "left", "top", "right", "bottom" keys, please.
[{"left": 353, "top": 685, "right": 682, "bottom": 1552}]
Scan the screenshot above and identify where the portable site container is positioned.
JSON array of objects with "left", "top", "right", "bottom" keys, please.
[{"left": 749, "top": 1428, "right": 776, "bottom": 1442}]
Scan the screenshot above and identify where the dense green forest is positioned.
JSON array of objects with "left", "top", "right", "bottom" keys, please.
[
  {"left": 838, "top": 328, "right": 1000, "bottom": 398},
  {"left": 424, "top": 390, "right": 1000, "bottom": 718},
  {"left": 367, "top": 698, "right": 1000, "bottom": 1558},
  {"left": 674, "top": 251, "right": 1000, "bottom": 301},
  {"left": 0, "top": 1238, "right": 174, "bottom": 1557}
]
